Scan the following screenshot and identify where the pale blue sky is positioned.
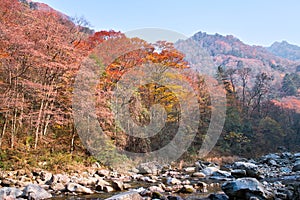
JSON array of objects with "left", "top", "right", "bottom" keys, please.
[{"left": 33, "top": 0, "right": 300, "bottom": 46}]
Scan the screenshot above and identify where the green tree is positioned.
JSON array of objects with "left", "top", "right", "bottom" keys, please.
[
  {"left": 256, "top": 117, "right": 285, "bottom": 152},
  {"left": 282, "top": 74, "right": 297, "bottom": 96}
]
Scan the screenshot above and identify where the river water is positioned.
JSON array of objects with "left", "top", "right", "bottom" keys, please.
[{"left": 49, "top": 182, "right": 222, "bottom": 200}]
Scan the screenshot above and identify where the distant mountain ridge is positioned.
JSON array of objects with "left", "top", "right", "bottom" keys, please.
[
  {"left": 267, "top": 41, "right": 300, "bottom": 61},
  {"left": 173, "top": 31, "right": 300, "bottom": 100},
  {"left": 191, "top": 31, "right": 299, "bottom": 69},
  {"left": 185, "top": 31, "right": 300, "bottom": 77}
]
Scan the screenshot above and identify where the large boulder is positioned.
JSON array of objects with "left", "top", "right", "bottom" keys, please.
[
  {"left": 23, "top": 184, "right": 52, "bottom": 200},
  {"left": 96, "top": 179, "right": 111, "bottom": 191},
  {"left": 292, "top": 164, "right": 300, "bottom": 172},
  {"left": 211, "top": 170, "right": 233, "bottom": 181},
  {"left": 0, "top": 187, "right": 23, "bottom": 199},
  {"left": 231, "top": 169, "right": 247, "bottom": 178},
  {"left": 96, "top": 169, "right": 111, "bottom": 177},
  {"left": 50, "top": 182, "right": 65, "bottom": 191},
  {"left": 294, "top": 153, "right": 300, "bottom": 158},
  {"left": 40, "top": 171, "right": 53, "bottom": 184},
  {"left": 148, "top": 185, "right": 165, "bottom": 193},
  {"left": 53, "top": 174, "right": 70, "bottom": 184},
  {"left": 66, "top": 182, "right": 93, "bottom": 194},
  {"left": 137, "top": 162, "right": 162, "bottom": 175},
  {"left": 232, "top": 162, "right": 261, "bottom": 179},
  {"left": 112, "top": 180, "right": 124, "bottom": 191},
  {"left": 221, "top": 178, "right": 274, "bottom": 200},
  {"left": 262, "top": 153, "right": 281, "bottom": 161},
  {"left": 105, "top": 191, "right": 143, "bottom": 200},
  {"left": 201, "top": 166, "right": 220, "bottom": 176},
  {"left": 166, "top": 177, "right": 182, "bottom": 185}
]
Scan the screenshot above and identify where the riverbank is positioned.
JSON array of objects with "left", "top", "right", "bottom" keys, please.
[{"left": 1, "top": 151, "right": 300, "bottom": 199}]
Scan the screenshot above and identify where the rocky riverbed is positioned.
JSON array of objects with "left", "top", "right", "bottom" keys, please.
[{"left": 2, "top": 152, "right": 300, "bottom": 200}]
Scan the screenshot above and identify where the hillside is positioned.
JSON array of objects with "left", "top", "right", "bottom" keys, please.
[
  {"left": 0, "top": 0, "right": 89, "bottom": 154},
  {"left": 176, "top": 31, "right": 300, "bottom": 99},
  {"left": 1, "top": 0, "right": 300, "bottom": 172}
]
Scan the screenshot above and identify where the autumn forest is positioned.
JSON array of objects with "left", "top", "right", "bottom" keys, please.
[{"left": 1, "top": 0, "right": 300, "bottom": 171}]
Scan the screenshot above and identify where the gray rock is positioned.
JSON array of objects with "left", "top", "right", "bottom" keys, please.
[
  {"left": 208, "top": 193, "right": 229, "bottom": 200},
  {"left": 268, "top": 160, "right": 277, "bottom": 166},
  {"left": 184, "top": 167, "right": 196, "bottom": 173},
  {"left": 50, "top": 182, "right": 65, "bottom": 191},
  {"left": 149, "top": 185, "right": 165, "bottom": 193},
  {"left": 281, "top": 152, "right": 293, "bottom": 159},
  {"left": 1, "top": 178, "right": 17, "bottom": 187},
  {"left": 232, "top": 162, "right": 260, "bottom": 178},
  {"left": 292, "top": 164, "right": 300, "bottom": 172},
  {"left": 263, "top": 153, "right": 281, "bottom": 160},
  {"left": 23, "top": 184, "right": 52, "bottom": 200},
  {"left": 40, "top": 171, "right": 53, "bottom": 184},
  {"left": 77, "top": 177, "right": 98, "bottom": 186},
  {"left": 96, "top": 179, "right": 111, "bottom": 191},
  {"left": 201, "top": 167, "right": 219, "bottom": 176},
  {"left": 212, "top": 170, "right": 233, "bottom": 178},
  {"left": 166, "top": 177, "right": 181, "bottom": 185},
  {"left": 167, "top": 171, "right": 180, "bottom": 176},
  {"left": 294, "top": 153, "right": 300, "bottom": 158},
  {"left": 167, "top": 196, "right": 184, "bottom": 200},
  {"left": 16, "top": 180, "right": 32, "bottom": 187},
  {"left": 182, "top": 180, "right": 191, "bottom": 185},
  {"left": 178, "top": 185, "right": 196, "bottom": 193},
  {"left": 192, "top": 172, "right": 206, "bottom": 178},
  {"left": 96, "top": 169, "right": 111, "bottom": 177},
  {"left": 140, "top": 176, "right": 156, "bottom": 183},
  {"left": 53, "top": 174, "right": 70, "bottom": 184},
  {"left": 66, "top": 182, "right": 93, "bottom": 194},
  {"left": 168, "top": 185, "right": 183, "bottom": 193},
  {"left": 137, "top": 162, "right": 162, "bottom": 175},
  {"left": 105, "top": 191, "right": 143, "bottom": 200},
  {"left": 123, "top": 183, "right": 131, "bottom": 190},
  {"left": 231, "top": 169, "right": 247, "bottom": 178},
  {"left": 294, "top": 159, "right": 300, "bottom": 166},
  {"left": 221, "top": 178, "right": 274, "bottom": 200},
  {"left": 280, "top": 167, "right": 292, "bottom": 173},
  {"left": 275, "top": 192, "right": 287, "bottom": 199},
  {"left": 103, "top": 185, "right": 114, "bottom": 193},
  {"left": 112, "top": 180, "right": 124, "bottom": 191},
  {"left": 0, "top": 187, "right": 23, "bottom": 199}
]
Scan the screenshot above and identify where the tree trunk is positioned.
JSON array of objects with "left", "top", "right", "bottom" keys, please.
[
  {"left": 34, "top": 99, "right": 44, "bottom": 149},
  {"left": 0, "top": 112, "right": 8, "bottom": 149}
]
